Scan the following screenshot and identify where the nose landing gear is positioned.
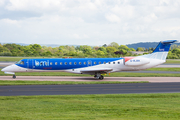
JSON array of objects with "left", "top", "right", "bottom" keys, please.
[{"left": 13, "top": 74, "right": 16, "bottom": 79}]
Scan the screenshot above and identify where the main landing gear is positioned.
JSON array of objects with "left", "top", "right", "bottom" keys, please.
[
  {"left": 94, "top": 73, "right": 104, "bottom": 80},
  {"left": 13, "top": 74, "right": 16, "bottom": 79}
]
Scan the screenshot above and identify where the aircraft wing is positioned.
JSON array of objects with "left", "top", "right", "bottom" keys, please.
[{"left": 80, "top": 68, "right": 113, "bottom": 75}]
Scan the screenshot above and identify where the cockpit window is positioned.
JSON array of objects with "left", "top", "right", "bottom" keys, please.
[{"left": 16, "top": 60, "right": 24, "bottom": 65}]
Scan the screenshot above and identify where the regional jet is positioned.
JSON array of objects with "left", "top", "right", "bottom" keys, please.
[{"left": 1, "top": 40, "right": 177, "bottom": 79}]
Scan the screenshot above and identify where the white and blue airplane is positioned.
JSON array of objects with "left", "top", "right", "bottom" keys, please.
[{"left": 1, "top": 40, "right": 177, "bottom": 79}]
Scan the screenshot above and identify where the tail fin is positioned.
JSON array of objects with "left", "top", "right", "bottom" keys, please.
[
  {"left": 153, "top": 40, "right": 177, "bottom": 53},
  {"left": 142, "top": 40, "right": 177, "bottom": 60}
]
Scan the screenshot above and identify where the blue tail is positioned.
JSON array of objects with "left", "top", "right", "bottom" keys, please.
[
  {"left": 142, "top": 40, "right": 177, "bottom": 60},
  {"left": 153, "top": 40, "right": 177, "bottom": 53}
]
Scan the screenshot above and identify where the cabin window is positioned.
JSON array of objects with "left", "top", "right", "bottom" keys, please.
[
  {"left": 45, "top": 62, "right": 48, "bottom": 65},
  {"left": 69, "top": 62, "right": 72, "bottom": 65},
  {"left": 99, "top": 62, "right": 101, "bottom": 64},
  {"left": 55, "top": 62, "right": 57, "bottom": 65},
  {"left": 118, "top": 62, "right": 120, "bottom": 64},
  {"left": 50, "top": 62, "right": 52, "bottom": 65},
  {"left": 88, "top": 61, "right": 91, "bottom": 64},
  {"left": 65, "top": 62, "right": 67, "bottom": 65},
  {"left": 108, "top": 62, "right": 111, "bottom": 64},
  {"left": 94, "top": 62, "right": 96, "bottom": 64},
  {"left": 84, "top": 62, "right": 86, "bottom": 65},
  {"left": 40, "top": 62, "right": 43, "bottom": 65},
  {"left": 60, "top": 62, "right": 62, "bottom": 65},
  {"left": 74, "top": 62, "right": 77, "bottom": 65},
  {"left": 104, "top": 61, "right": 106, "bottom": 64},
  {"left": 79, "top": 62, "right": 81, "bottom": 65},
  {"left": 113, "top": 62, "right": 115, "bottom": 64}
]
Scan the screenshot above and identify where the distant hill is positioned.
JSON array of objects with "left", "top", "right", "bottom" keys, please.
[{"left": 126, "top": 42, "right": 180, "bottom": 50}]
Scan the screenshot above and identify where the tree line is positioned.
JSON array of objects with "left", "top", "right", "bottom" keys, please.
[{"left": 0, "top": 42, "right": 180, "bottom": 59}]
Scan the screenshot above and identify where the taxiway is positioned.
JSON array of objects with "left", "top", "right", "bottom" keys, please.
[
  {"left": 0, "top": 76, "right": 180, "bottom": 83},
  {"left": 1, "top": 82, "right": 180, "bottom": 96}
]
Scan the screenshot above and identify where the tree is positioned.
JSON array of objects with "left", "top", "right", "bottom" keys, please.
[
  {"left": 106, "top": 46, "right": 116, "bottom": 54},
  {"left": 0, "top": 44, "right": 3, "bottom": 52},
  {"left": 42, "top": 51, "right": 52, "bottom": 56},
  {"left": 172, "top": 48, "right": 180, "bottom": 54},
  {"left": 78, "top": 45, "right": 92, "bottom": 55},
  {"left": 109, "top": 42, "right": 119, "bottom": 49},
  {"left": 129, "top": 48, "right": 136, "bottom": 51},
  {"left": 118, "top": 45, "right": 130, "bottom": 51},
  {"left": 93, "top": 46, "right": 99, "bottom": 51},
  {"left": 102, "top": 44, "right": 107, "bottom": 47},
  {"left": 136, "top": 47, "right": 144, "bottom": 51},
  {"left": 98, "top": 47, "right": 107, "bottom": 54},
  {"left": 96, "top": 50, "right": 105, "bottom": 56}
]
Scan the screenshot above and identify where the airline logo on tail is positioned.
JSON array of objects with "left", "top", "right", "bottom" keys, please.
[{"left": 159, "top": 48, "right": 164, "bottom": 51}]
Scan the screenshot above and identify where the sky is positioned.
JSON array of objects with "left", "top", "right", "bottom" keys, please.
[{"left": 0, "top": 0, "right": 180, "bottom": 46}]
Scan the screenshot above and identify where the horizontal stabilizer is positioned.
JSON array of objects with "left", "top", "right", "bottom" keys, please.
[{"left": 161, "top": 40, "right": 177, "bottom": 44}]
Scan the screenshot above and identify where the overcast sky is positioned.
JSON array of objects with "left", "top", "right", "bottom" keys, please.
[{"left": 0, "top": 0, "right": 180, "bottom": 46}]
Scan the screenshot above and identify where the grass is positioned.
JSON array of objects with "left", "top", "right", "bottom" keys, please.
[
  {"left": 0, "top": 93, "right": 180, "bottom": 119},
  {"left": 0, "top": 80, "right": 148, "bottom": 86},
  {"left": 0, "top": 57, "right": 39, "bottom": 62},
  {"left": 146, "top": 67, "right": 180, "bottom": 71},
  {"left": 165, "top": 59, "right": 180, "bottom": 64}
]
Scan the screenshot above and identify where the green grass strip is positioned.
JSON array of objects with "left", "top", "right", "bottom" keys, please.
[
  {"left": 166, "top": 59, "right": 180, "bottom": 64},
  {"left": 0, "top": 80, "right": 149, "bottom": 86},
  {"left": 1, "top": 93, "right": 180, "bottom": 119},
  {"left": 146, "top": 67, "right": 180, "bottom": 71}
]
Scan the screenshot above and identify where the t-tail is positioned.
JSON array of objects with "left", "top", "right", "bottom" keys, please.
[{"left": 142, "top": 40, "right": 177, "bottom": 61}]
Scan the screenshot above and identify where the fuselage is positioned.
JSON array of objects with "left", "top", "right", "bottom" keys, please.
[{"left": 1, "top": 57, "right": 164, "bottom": 74}]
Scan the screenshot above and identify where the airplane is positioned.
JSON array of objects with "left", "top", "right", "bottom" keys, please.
[{"left": 1, "top": 40, "right": 177, "bottom": 79}]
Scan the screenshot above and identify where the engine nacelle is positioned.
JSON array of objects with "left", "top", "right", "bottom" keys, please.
[{"left": 125, "top": 57, "right": 150, "bottom": 66}]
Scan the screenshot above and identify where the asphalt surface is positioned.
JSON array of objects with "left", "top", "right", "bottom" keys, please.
[
  {"left": 1, "top": 82, "right": 180, "bottom": 96},
  {"left": 1, "top": 76, "right": 180, "bottom": 82}
]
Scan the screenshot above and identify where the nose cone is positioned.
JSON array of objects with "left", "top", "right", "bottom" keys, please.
[
  {"left": 1, "top": 67, "right": 5, "bottom": 72},
  {"left": 1, "top": 65, "right": 12, "bottom": 72},
  {"left": 1, "top": 64, "right": 15, "bottom": 72},
  {"left": 1, "top": 64, "right": 16, "bottom": 74}
]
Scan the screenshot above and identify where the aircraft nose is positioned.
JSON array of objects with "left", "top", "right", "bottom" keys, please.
[
  {"left": 1, "top": 64, "right": 14, "bottom": 72},
  {"left": 1, "top": 67, "right": 5, "bottom": 72}
]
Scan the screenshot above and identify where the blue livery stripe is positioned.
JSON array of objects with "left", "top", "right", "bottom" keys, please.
[{"left": 16, "top": 58, "right": 123, "bottom": 70}]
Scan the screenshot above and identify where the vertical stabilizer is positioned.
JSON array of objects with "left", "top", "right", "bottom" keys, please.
[
  {"left": 142, "top": 40, "right": 177, "bottom": 60},
  {"left": 153, "top": 40, "right": 177, "bottom": 53}
]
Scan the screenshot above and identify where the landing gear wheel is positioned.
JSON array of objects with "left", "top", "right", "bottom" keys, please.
[
  {"left": 99, "top": 75, "right": 104, "bottom": 80},
  {"left": 13, "top": 74, "right": 16, "bottom": 79}
]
